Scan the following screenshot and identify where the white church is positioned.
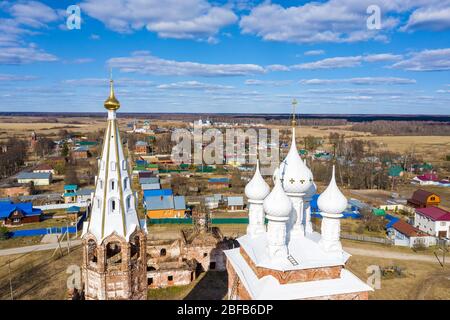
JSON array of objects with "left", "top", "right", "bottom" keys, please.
[{"left": 224, "top": 107, "right": 373, "bottom": 300}]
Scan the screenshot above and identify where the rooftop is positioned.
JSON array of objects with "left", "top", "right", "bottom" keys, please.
[
  {"left": 416, "top": 206, "right": 450, "bottom": 221},
  {"left": 17, "top": 172, "right": 51, "bottom": 180}
]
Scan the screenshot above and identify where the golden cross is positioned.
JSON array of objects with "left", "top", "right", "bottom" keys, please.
[
  {"left": 291, "top": 98, "right": 298, "bottom": 127},
  {"left": 289, "top": 178, "right": 295, "bottom": 184}
]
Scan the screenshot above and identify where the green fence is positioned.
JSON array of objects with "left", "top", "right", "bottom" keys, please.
[{"left": 148, "top": 218, "right": 249, "bottom": 225}]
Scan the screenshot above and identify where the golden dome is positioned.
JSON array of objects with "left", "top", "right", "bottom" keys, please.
[{"left": 104, "top": 79, "right": 120, "bottom": 111}]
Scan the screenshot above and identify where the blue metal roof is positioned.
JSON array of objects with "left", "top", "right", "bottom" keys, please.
[
  {"left": 141, "top": 183, "right": 161, "bottom": 190},
  {"left": 144, "top": 195, "right": 174, "bottom": 210},
  {"left": 64, "top": 184, "right": 78, "bottom": 190},
  {"left": 17, "top": 172, "right": 51, "bottom": 180},
  {"left": 143, "top": 188, "right": 173, "bottom": 197},
  {"left": 139, "top": 177, "right": 160, "bottom": 185},
  {"left": 0, "top": 201, "right": 42, "bottom": 219},
  {"left": 76, "top": 188, "right": 94, "bottom": 196},
  {"left": 66, "top": 206, "right": 81, "bottom": 213},
  {"left": 174, "top": 196, "right": 186, "bottom": 210},
  {"left": 208, "top": 178, "right": 230, "bottom": 183}
]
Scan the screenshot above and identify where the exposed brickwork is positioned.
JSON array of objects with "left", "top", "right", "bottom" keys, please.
[
  {"left": 240, "top": 246, "right": 342, "bottom": 284},
  {"left": 82, "top": 231, "right": 147, "bottom": 300}
]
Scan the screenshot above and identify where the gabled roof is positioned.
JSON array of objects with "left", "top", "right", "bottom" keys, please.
[
  {"left": 66, "top": 206, "right": 81, "bottom": 213},
  {"left": 76, "top": 188, "right": 94, "bottom": 196},
  {"left": 17, "top": 172, "right": 51, "bottom": 180},
  {"left": 0, "top": 201, "right": 42, "bottom": 218},
  {"left": 139, "top": 177, "right": 159, "bottom": 185},
  {"left": 143, "top": 188, "right": 172, "bottom": 197},
  {"left": 391, "top": 220, "right": 428, "bottom": 237},
  {"left": 416, "top": 206, "right": 450, "bottom": 221},
  {"left": 408, "top": 189, "right": 438, "bottom": 205},
  {"left": 227, "top": 196, "right": 244, "bottom": 206},
  {"left": 64, "top": 184, "right": 78, "bottom": 190}
]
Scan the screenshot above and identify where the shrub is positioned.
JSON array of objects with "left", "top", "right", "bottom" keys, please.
[{"left": 0, "top": 226, "right": 10, "bottom": 240}]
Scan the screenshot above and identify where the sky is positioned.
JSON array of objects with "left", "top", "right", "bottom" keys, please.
[{"left": 0, "top": 0, "right": 449, "bottom": 115}]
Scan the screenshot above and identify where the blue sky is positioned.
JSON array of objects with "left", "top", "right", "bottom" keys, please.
[{"left": 0, "top": 0, "right": 449, "bottom": 114}]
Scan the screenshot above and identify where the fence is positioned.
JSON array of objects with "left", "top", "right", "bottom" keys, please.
[
  {"left": 341, "top": 233, "right": 393, "bottom": 245},
  {"left": 311, "top": 212, "right": 361, "bottom": 219},
  {"left": 35, "top": 202, "right": 88, "bottom": 211},
  {"left": 148, "top": 218, "right": 249, "bottom": 225},
  {"left": 8, "top": 212, "right": 86, "bottom": 238}
]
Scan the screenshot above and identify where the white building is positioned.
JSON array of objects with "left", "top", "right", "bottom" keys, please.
[
  {"left": 414, "top": 207, "right": 450, "bottom": 239},
  {"left": 225, "top": 105, "right": 373, "bottom": 300},
  {"left": 17, "top": 172, "right": 52, "bottom": 186}
]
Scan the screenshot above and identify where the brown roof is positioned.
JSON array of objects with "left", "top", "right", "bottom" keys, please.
[
  {"left": 392, "top": 220, "right": 428, "bottom": 237},
  {"left": 34, "top": 164, "right": 53, "bottom": 171},
  {"left": 408, "top": 189, "right": 436, "bottom": 205}
]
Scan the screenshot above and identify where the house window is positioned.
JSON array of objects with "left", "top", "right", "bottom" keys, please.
[
  {"left": 440, "top": 222, "right": 446, "bottom": 226},
  {"left": 148, "top": 278, "right": 153, "bottom": 285},
  {"left": 13, "top": 218, "right": 20, "bottom": 223},
  {"left": 110, "top": 180, "right": 115, "bottom": 191},
  {"left": 111, "top": 200, "right": 116, "bottom": 212},
  {"left": 209, "top": 262, "right": 216, "bottom": 270},
  {"left": 430, "top": 197, "right": 435, "bottom": 201},
  {"left": 168, "top": 275, "right": 173, "bottom": 281}
]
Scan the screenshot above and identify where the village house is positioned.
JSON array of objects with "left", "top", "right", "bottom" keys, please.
[
  {"left": 71, "top": 146, "right": 90, "bottom": 160},
  {"left": 208, "top": 178, "right": 230, "bottom": 190},
  {"left": 0, "top": 201, "right": 42, "bottom": 225},
  {"left": 76, "top": 188, "right": 94, "bottom": 204},
  {"left": 387, "top": 219, "right": 436, "bottom": 247},
  {"left": 144, "top": 189, "right": 187, "bottom": 218},
  {"left": 411, "top": 173, "right": 439, "bottom": 185},
  {"left": 17, "top": 172, "right": 52, "bottom": 186},
  {"left": 66, "top": 205, "right": 82, "bottom": 222},
  {"left": 407, "top": 189, "right": 440, "bottom": 208},
  {"left": 414, "top": 207, "right": 450, "bottom": 239},
  {"left": 33, "top": 163, "right": 55, "bottom": 175},
  {"left": 226, "top": 196, "right": 244, "bottom": 211},
  {"left": 64, "top": 184, "right": 78, "bottom": 203},
  {"left": 0, "top": 183, "right": 31, "bottom": 198},
  {"left": 135, "top": 141, "right": 150, "bottom": 154}
]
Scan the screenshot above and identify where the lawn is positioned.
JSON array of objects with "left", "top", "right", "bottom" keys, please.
[{"left": 0, "top": 236, "right": 43, "bottom": 250}]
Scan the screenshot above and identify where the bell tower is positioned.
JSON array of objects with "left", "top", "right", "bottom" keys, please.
[{"left": 81, "top": 76, "right": 147, "bottom": 300}]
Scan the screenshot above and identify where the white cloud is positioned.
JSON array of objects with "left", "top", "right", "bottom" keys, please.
[
  {"left": 90, "top": 34, "right": 100, "bottom": 40},
  {"left": 62, "top": 78, "right": 153, "bottom": 86},
  {"left": 293, "top": 56, "right": 362, "bottom": 70},
  {"left": 0, "top": 73, "right": 37, "bottom": 81},
  {"left": 363, "top": 53, "right": 403, "bottom": 62},
  {"left": 402, "top": 4, "right": 450, "bottom": 31},
  {"left": 245, "top": 79, "right": 293, "bottom": 86},
  {"left": 0, "top": 45, "right": 58, "bottom": 64},
  {"left": 265, "top": 64, "right": 290, "bottom": 72},
  {"left": 157, "top": 81, "right": 233, "bottom": 90},
  {"left": 390, "top": 48, "right": 450, "bottom": 71},
  {"left": 5, "top": 1, "right": 59, "bottom": 28},
  {"left": 300, "top": 77, "right": 417, "bottom": 85},
  {"left": 304, "top": 50, "right": 325, "bottom": 56},
  {"left": 81, "top": 0, "right": 237, "bottom": 42},
  {"left": 239, "top": 1, "right": 446, "bottom": 44},
  {"left": 108, "top": 51, "right": 266, "bottom": 77}
]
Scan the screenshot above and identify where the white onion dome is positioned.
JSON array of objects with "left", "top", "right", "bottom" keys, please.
[
  {"left": 245, "top": 161, "right": 270, "bottom": 201},
  {"left": 279, "top": 128, "right": 313, "bottom": 194},
  {"left": 305, "top": 181, "right": 317, "bottom": 199},
  {"left": 318, "top": 166, "right": 348, "bottom": 215},
  {"left": 263, "top": 173, "right": 292, "bottom": 218}
]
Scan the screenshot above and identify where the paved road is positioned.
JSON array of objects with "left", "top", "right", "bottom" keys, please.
[
  {"left": 0, "top": 240, "right": 82, "bottom": 256},
  {"left": 344, "top": 246, "right": 449, "bottom": 264}
]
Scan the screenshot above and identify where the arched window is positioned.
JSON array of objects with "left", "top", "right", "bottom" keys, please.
[
  {"left": 98, "top": 179, "right": 103, "bottom": 190},
  {"left": 110, "top": 161, "right": 116, "bottom": 171},
  {"left": 160, "top": 248, "right": 166, "bottom": 257},
  {"left": 110, "top": 179, "right": 116, "bottom": 191},
  {"left": 123, "top": 177, "right": 129, "bottom": 190},
  {"left": 97, "top": 197, "right": 101, "bottom": 209},
  {"left": 122, "top": 160, "right": 127, "bottom": 171},
  {"left": 106, "top": 241, "right": 122, "bottom": 269},
  {"left": 87, "top": 239, "right": 97, "bottom": 264},
  {"left": 126, "top": 195, "right": 132, "bottom": 210},
  {"left": 130, "top": 235, "right": 140, "bottom": 260}
]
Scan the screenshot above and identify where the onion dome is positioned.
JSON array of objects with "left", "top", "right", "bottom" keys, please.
[
  {"left": 318, "top": 166, "right": 348, "bottom": 215},
  {"left": 104, "top": 79, "right": 120, "bottom": 111},
  {"left": 245, "top": 161, "right": 270, "bottom": 201},
  {"left": 305, "top": 181, "right": 317, "bottom": 199},
  {"left": 278, "top": 128, "right": 313, "bottom": 194},
  {"left": 263, "top": 172, "right": 292, "bottom": 218}
]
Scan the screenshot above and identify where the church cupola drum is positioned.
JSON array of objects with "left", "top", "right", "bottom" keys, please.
[{"left": 81, "top": 77, "right": 147, "bottom": 300}]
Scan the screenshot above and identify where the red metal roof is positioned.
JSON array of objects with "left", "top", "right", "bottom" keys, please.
[
  {"left": 416, "top": 206, "right": 450, "bottom": 221},
  {"left": 392, "top": 220, "right": 428, "bottom": 237}
]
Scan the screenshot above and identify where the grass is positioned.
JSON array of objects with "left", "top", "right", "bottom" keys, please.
[
  {"left": 346, "top": 254, "right": 450, "bottom": 300},
  {"left": 6, "top": 218, "right": 72, "bottom": 231},
  {"left": 0, "top": 236, "right": 43, "bottom": 250},
  {"left": 0, "top": 244, "right": 83, "bottom": 300}
]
